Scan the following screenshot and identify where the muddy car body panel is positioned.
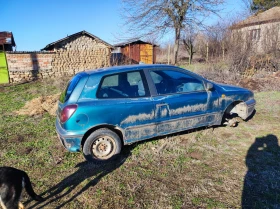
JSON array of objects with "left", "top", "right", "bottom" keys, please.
[{"left": 55, "top": 64, "right": 256, "bottom": 159}]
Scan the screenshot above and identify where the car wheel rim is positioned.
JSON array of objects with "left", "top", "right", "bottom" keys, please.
[{"left": 92, "top": 136, "right": 116, "bottom": 160}]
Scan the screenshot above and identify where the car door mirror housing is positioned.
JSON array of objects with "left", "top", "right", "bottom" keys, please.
[{"left": 206, "top": 82, "right": 214, "bottom": 91}]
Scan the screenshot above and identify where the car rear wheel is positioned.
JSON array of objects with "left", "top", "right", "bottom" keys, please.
[{"left": 83, "top": 128, "right": 122, "bottom": 163}]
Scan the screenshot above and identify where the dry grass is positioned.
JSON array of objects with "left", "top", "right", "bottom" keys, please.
[
  {"left": 183, "top": 62, "right": 280, "bottom": 92},
  {"left": 15, "top": 93, "right": 60, "bottom": 116},
  {"left": 0, "top": 78, "right": 279, "bottom": 209}
]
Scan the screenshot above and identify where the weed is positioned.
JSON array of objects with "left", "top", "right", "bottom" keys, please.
[
  {"left": 127, "top": 195, "right": 135, "bottom": 206},
  {"left": 192, "top": 197, "right": 226, "bottom": 208},
  {"left": 170, "top": 195, "right": 184, "bottom": 209}
]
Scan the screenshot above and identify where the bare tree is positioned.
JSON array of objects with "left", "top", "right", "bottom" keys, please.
[
  {"left": 205, "top": 21, "right": 229, "bottom": 59},
  {"left": 181, "top": 26, "right": 198, "bottom": 64},
  {"left": 121, "top": 0, "right": 224, "bottom": 64},
  {"left": 241, "top": 0, "right": 253, "bottom": 14}
]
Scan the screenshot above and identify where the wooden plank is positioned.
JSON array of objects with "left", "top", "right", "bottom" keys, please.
[{"left": 140, "top": 44, "right": 153, "bottom": 64}]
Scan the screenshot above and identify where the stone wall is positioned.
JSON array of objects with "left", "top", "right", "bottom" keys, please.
[
  {"left": 5, "top": 34, "right": 112, "bottom": 84},
  {"left": 233, "top": 22, "right": 280, "bottom": 54},
  {"left": 52, "top": 35, "right": 111, "bottom": 75}
]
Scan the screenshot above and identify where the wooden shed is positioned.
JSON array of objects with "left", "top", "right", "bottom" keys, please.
[
  {"left": 0, "top": 31, "right": 16, "bottom": 51},
  {"left": 113, "top": 40, "right": 157, "bottom": 64}
]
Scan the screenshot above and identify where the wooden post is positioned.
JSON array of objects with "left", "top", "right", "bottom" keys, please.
[
  {"left": 222, "top": 42, "right": 225, "bottom": 61},
  {"left": 129, "top": 43, "right": 131, "bottom": 64},
  {"left": 206, "top": 42, "right": 209, "bottom": 62},
  {"left": 168, "top": 44, "right": 170, "bottom": 65},
  {"left": 189, "top": 43, "right": 192, "bottom": 65}
]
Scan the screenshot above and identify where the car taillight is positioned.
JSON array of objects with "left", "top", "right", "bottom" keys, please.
[{"left": 60, "top": 104, "right": 77, "bottom": 123}]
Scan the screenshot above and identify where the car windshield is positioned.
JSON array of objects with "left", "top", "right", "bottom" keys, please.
[{"left": 59, "top": 75, "right": 81, "bottom": 103}]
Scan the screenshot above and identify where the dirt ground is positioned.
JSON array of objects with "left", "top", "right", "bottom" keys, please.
[
  {"left": 238, "top": 71, "right": 280, "bottom": 92},
  {"left": 15, "top": 93, "right": 60, "bottom": 116}
]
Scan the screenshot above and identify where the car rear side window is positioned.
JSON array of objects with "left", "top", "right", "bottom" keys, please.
[
  {"left": 97, "top": 71, "right": 150, "bottom": 98},
  {"left": 59, "top": 75, "right": 81, "bottom": 103}
]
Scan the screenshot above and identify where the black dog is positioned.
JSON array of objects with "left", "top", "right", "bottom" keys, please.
[{"left": 0, "top": 167, "right": 44, "bottom": 209}]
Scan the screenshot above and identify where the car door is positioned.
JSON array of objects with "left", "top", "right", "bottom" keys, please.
[
  {"left": 147, "top": 68, "right": 220, "bottom": 135},
  {"left": 96, "top": 70, "right": 157, "bottom": 144}
]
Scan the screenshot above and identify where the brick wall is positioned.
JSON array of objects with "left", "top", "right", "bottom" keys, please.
[
  {"left": 6, "top": 52, "right": 54, "bottom": 83},
  {"left": 5, "top": 35, "right": 112, "bottom": 84}
]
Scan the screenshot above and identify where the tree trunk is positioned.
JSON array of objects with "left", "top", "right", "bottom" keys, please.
[
  {"left": 174, "top": 28, "right": 181, "bottom": 65},
  {"left": 189, "top": 51, "right": 193, "bottom": 65},
  {"left": 206, "top": 42, "right": 209, "bottom": 62},
  {"left": 189, "top": 42, "right": 193, "bottom": 65},
  {"left": 168, "top": 44, "right": 171, "bottom": 64}
]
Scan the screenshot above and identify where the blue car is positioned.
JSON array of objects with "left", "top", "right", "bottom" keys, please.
[{"left": 56, "top": 64, "right": 256, "bottom": 162}]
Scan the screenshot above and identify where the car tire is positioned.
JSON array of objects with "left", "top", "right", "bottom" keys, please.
[{"left": 83, "top": 128, "right": 122, "bottom": 163}]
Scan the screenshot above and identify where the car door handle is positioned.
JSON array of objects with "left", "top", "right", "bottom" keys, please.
[{"left": 156, "top": 103, "right": 168, "bottom": 107}]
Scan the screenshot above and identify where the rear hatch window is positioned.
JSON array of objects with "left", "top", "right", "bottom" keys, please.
[{"left": 59, "top": 75, "right": 81, "bottom": 103}]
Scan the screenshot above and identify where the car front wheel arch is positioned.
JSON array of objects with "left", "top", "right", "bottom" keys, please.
[{"left": 222, "top": 101, "right": 244, "bottom": 127}]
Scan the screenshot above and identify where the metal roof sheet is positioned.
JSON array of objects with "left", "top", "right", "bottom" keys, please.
[
  {"left": 0, "top": 31, "right": 16, "bottom": 46},
  {"left": 114, "top": 39, "right": 157, "bottom": 47},
  {"left": 232, "top": 7, "right": 280, "bottom": 29}
]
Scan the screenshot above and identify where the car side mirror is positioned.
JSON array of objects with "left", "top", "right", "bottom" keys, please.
[{"left": 206, "top": 82, "right": 214, "bottom": 91}]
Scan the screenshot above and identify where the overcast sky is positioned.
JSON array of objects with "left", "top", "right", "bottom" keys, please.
[{"left": 1, "top": 0, "right": 248, "bottom": 51}]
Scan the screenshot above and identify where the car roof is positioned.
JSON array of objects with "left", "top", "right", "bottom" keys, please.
[
  {"left": 76, "top": 64, "right": 206, "bottom": 82},
  {"left": 83, "top": 64, "right": 180, "bottom": 76}
]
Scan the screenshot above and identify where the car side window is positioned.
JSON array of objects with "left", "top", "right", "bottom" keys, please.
[
  {"left": 102, "top": 75, "right": 118, "bottom": 87},
  {"left": 150, "top": 71, "right": 163, "bottom": 84},
  {"left": 97, "top": 71, "right": 150, "bottom": 98},
  {"left": 150, "top": 70, "right": 205, "bottom": 95}
]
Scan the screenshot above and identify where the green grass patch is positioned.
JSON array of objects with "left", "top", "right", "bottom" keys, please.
[{"left": 192, "top": 197, "right": 226, "bottom": 208}]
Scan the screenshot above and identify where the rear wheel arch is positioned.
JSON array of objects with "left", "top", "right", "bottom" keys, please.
[{"left": 81, "top": 125, "right": 124, "bottom": 149}]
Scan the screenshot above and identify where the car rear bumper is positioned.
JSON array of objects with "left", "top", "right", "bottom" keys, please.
[{"left": 55, "top": 119, "right": 83, "bottom": 152}]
